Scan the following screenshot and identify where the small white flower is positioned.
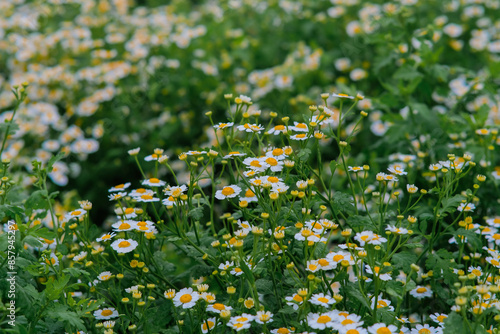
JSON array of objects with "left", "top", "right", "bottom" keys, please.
[
  {"left": 215, "top": 185, "right": 242, "bottom": 200},
  {"left": 111, "top": 239, "right": 138, "bottom": 254},
  {"left": 173, "top": 287, "right": 200, "bottom": 309}
]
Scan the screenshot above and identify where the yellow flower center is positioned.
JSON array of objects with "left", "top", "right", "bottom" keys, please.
[
  {"left": 296, "top": 123, "right": 307, "bottom": 129},
  {"left": 71, "top": 210, "right": 82, "bottom": 216},
  {"left": 318, "top": 259, "right": 329, "bottom": 266},
  {"left": 172, "top": 188, "right": 182, "bottom": 197},
  {"left": 236, "top": 317, "right": 248, "bottom": 322},
  {"left": 301, "top": 229, "right": 312, "bottom": 237},
  {"left": 416, "top": 287, "right": 427, "bottom": 293},
  {"left": 296, "top": 134, "right": 306, "bottom": 138},
  {"left": 333, "top": 254, "right": 344, "bottom": 262},
  {"left": 346, "top": 330, "right": 360, "bottom": 334},
  {"left": 317, "top": 315, "right": 331, "bottom": 324},
  {"left": 378, "top": 300, "right": 388, "bottom": 307},
  {"left": 317, "top": 297, "right": 329, "bottom": 303},
  {"left": 115, "top": 184, "right": 125, "bottom": 188},
  {"left": 419, "top": 329, "right": 431, "bottom": 334},
  {"left": 250, "top": 160, "right": 262, "bottom": 167},
  {"left": 245, "top": 189, "right": 255, "bottom": 197},
  {"left": 342, "top": 319, "right": 355, "bottom": 325},
  {"left": 119, "top": 223, "right": 131, "bottom": 230},
  {"left": 437, "top": 315, "right": 446, "bottom": 322},
  {"left": 125, "top": 208, "right": 134, "bottom": 214},
  {"left": 101, "top": 310, "right": 113, "bottom": 316},
  {"left": 221, "top": 187, "right": 235, "bottom": 196},
  {"left": 102, "top": 235, "right": 111, "bottom": 240},
  {"left": 141, "top": 194, "right": 153, "bottom": 200},
  {"left": 268, "top": 176, "right": 279, "bottom": 183},
  {"left": 213, "top": 303, "right": 225, "bottom": 310},
  {"left": 277, "top": 329, "right": 290, "bottom": 334},
  {"left": 272, "top": 148, "right": 284, "bottom": 155},
  {"left": 149, "top": 178, "right": 160, "bottom": 183},
  {"left": 118, "top": 241, "right": 131, "bottom": 248},
  {"left": 136, "top": 188, "right": 146, "bottom": 193},
  {"left": 202, "top": 321, "right": 214, "bottom": 330},
  {"left": 360, "top": 235, "right": 370, "bottom": 241},
  {"left": 265, "top": 157, "right": 278, "bottom": 166},
  {"left": 293, "top": 295, "right": 303, "bottom": 302},
  {"left": 180, "top": 294, "right": 192, "bottom": 303},
  {"left": 308, "top": 264, "right": 318, "bottom": 271}
]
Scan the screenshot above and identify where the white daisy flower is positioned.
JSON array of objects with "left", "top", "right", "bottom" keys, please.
[
  {"left": 368, "top": 323, "right": 398, "bottom": 334},
  {"left": 97, "top": 271, "right": 113, "bottom": 281},
  {"left": 267, "top": 125, "right": 287, "bottom": 135},
  {"left": 108, "top": 192, "right": 128, "bottom": 201},
  {"left": 213, "top": 122, "right": 234, "bottom": 130},
  {"left": 237, "top": 123, "right": 264, "bottom": 133},
  {"left": 307, "top": 312, "right": 337, "bottom": 330},
  {"left": 173, "top": 287, "right": 200, "bottom": 309},
  {"left": 409, "top": 285, "right": 433, "bottom": 299},
  {"left": 111, "top": 239, "right": 138, "bottom": 254},
  {"left": 215, "top": 185, "right": 242, "bottom": 200},
  {"left": 239, "top": 188, "right": 258, "bottom": 203},
  {"left": 285, "top": 293, "right": 304, "bottom": 310},
  {"left": 265, "top": 147, "right": 288, "bottom": 160},
  {"left": 290, "top": 122, "right": 309, "bottom": 132},
  {"left": 242, "top": 157, "right": 269, "bottom": 172},
  {"left": 306, "top": 260, "right": 322, "bottom": 273},
  {"left": 262, "top": 156, "right": 284, "bottom": 172},
  {"left": 348, "top": 166, "right": 364, "bottom": 172},
  {"left": 290, "top": 133, "right": 308, "bottom": 141},
  {"left": 164, "top": 185, "right": 188, "bottom": 198},
  {"left": 93, "top": 307, "right": 119, "bottom": 320},
  {"left": 135, "top": 194, "right": 160, "bottom": 202},
  {"left": 207, "top": 303, "right": 232, "bottom": 313},
  {"left": 223, "top": 151, "right": 247, "bottom": 159},
  {"left": 457, "top": 203, "right": 475, "bottom": 212},
  {"left": 112, "top": 220, "right": 136, "bottom": 232},
  {"left": 108, "top": 183, "right": 131, "bottom": 192},
  {"left": 96, "top": 232, "right": 116, "bottom": 242},
  {"left": 309, "top": 293, "right": 336, "bottom": 307},
  {"left": 255, "top": 310, "right": 273, "bottom": 324},
  {"left": 65, "top": 209, "right": 87, "bottom": 221},
  {"left": 201, "top": 317, "right": 217, "bottom": 333},
  {"left": 142, "top": 178, "right": 166, "bottom": 187}
]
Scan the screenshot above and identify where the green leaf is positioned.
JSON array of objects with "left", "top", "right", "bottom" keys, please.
[
  {"left": 345, "top": 283, "right": 371, "bottom": 309},
  {"left": 347, "top": 215, "right": 376, "bottom": 231},
  {"left": 153, "top": 251, "right": 176, "bottom": 276},
  {"left": 439, "top": 195, "right": 466, "bottom": 216},
  {"left": 63, "top": 267, "right": 90, "bottom": 278},
  {"left": 45, "top": 275, "right": 70, "bottom": 300},
  {"left": 24, "top": 190, "right": 49, "bottom": 212},
  {"left": 425, "top": 249, "right": 459, "bottom": 285},
  {"left": 297, "top": 148, "right": 311, "bottom": 162},
  {"left": 331, "top": 192, "right": 355, "bottom": 215},
  {"left": 188, "top": 207, "right": 204, "bottom": 220},
  {"left": 255, "top": 279, "right": 273, "bottom": 295},
  {"left": 392, "top": 251, "right": 417, "bottom": 272},
  {"left": 46, "top": 304, "right": 85, "bottom": 330},
  {"left": 443, "top": 312, "right": 467, "bottom": 334}
]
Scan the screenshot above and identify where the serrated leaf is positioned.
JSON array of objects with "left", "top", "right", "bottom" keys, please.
[
  {"left": 63, "top": 267, "right": 90, "bottom": 278},
  {"left": 439, "top": 195, "right": 466, "bottom": 216},
  {"left": 443, "top": 312, "right": 467, "bottom": 334},
  {"left": 46, "top": 304, "right": 85, "bottom": 330},
  {"left": 24, "top": 190, "right": 49, "bottom": 212},
  {"left": 392, "top": 251, "right": 418, "bottom": 272},
  {"left": 331, "top": 192, "right": 355, "bottom": 215},
  {"left": 255, "top": 279, "right": 274, "bottom": 295},
  {"left": 297, "top": 148, "right": 311, "bottom": 162},
  {"left": 188, "top": 207, "right": 204, "bottom": 220}
]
